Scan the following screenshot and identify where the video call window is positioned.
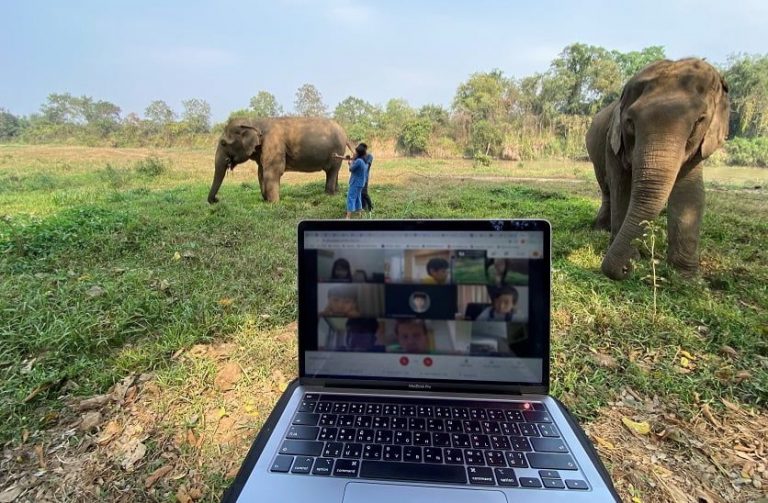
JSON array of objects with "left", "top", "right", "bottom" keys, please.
[
  {"left": 470, "top": 322, "right": 529, "bottom": 356},
  {"left": 385, "top": 250, "right": 451, "bottom": 284},
  {"left": 457, "top": 285, "right": 529, "bottom": 322},
  {"left": 317, "top": 284, "right": 385, "bottom": 318},
  {"left": 318, "top": 249, "right": 386, "bottom": 283}
]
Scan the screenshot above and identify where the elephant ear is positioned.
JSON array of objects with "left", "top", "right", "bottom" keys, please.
[
  {"left": 701, "top": 76, "right": 730, "bottom": 159},
  {"left": 608, "top": 103, "right": 623, "bottom": 156},
  {"left": 239, "top": 124, "right": 264, "bottom": 151}
]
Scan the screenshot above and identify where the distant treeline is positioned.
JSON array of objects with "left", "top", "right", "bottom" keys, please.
[{"left": 1, "top": 44, "right": 767, "bottom": 166}]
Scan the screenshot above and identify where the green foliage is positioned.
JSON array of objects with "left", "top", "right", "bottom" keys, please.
[
  {"left": 380, "top": 98, "right": 416, "bottom": 138},
  {"left": 469, "top": 119, "right": 504, "bottom": 155},
  {"left": 249, "top": 91, "right": 284, "bottom": 118},
  {"left": 611, "top": 46, "right": 666, "bottom": 80},
  {"left": 144, "top": 100, "right": 176, "bottom": 126},
  {"left": 333, "top": 96, "right": 380, "bottom": 142},
  {"left": 294, "top": 84, "right": 327, "bottom": 117},
  {"left": 0, "top": 108, "right": 21, "bottom": 140},
  {"left": 398, "top": 117, "right": 433, "bottom": 155},
  {"left": 134, "top": 156, "right": 168, "bottom": 177},
  {"left": 724, "top": 136, "right": 768, "bottom": 167},
  {"left": 181, "top": 98, "right": 211, "bottom": 133},
  {"left": 723, "top": 54, "right": 768, "bottom": 137},
  {"left": 472, "top": 152, "right": 492, "bottom": 167}
]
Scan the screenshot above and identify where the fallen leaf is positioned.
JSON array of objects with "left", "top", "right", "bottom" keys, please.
[
  {"left": 621, "top": 416, "right": 651, "bottom": 435},
  {"left": 680, "top": 356, "right": 690, "bottom": 368},
  {"left": 112, "top": 374, "right": 137, "bottom": 402},
  {"left": 176, "top": 485, "right": 192, "bottom": 503},
  {"left": 86, "top": 285, "right": 106, "bottom": 298},
  {"left": 593, "top": 435, "right": 615, "bottom": 450},
  {"left": 214, "top": 362, "right": 242, "bottom": 391},
  {"left": 145, "top": 464, "right": 174, "bottom": 489},
  {"left": 217, "top": 297, "right": 234, "bottom": 307},
  {"left": 79, "top": 411, "right": 102, "bottom": 432},
  {"left": 186, "top": 429, "right": 198, "bottom": 447},
  {"left": 121, "top": 441, "right": 147, "bottom": 472},
  {"left": 173, "top": 252, "right": 181, "bottom": 261},
  {"left": 680, "top": 349, "right": 697, "bottom": 361},
  {"left": 734, "top": 370, "right": 751, "bottom": 382},
  {"left": 721, "top": 399, "right": 741, "bottom": 412},
  {"left": 702, "top": 403, "right": 722, "bottom": 429},
  {"left": 35, "top": 444, "right": 45, "bottom": 468},
  {"left": 75, "top": 394, "right": 111, "bottom": 411},
  {"left": 0, "top": 487, "right": 22, "bottom": 503},
  {"left": 216, "top": 407, "right": 228, "bottom": 419},
  {"left": 158, "top": 279, "right": 171, "bottom": 291},
  {"left": 97, "top": 420, "right": 123, "bottom": 445},
  {"left": 592, "top": 352, "right": 618, "bottom": 369},
  {"left": 720, "top": 345, "right": 738, "bottom": 358}
]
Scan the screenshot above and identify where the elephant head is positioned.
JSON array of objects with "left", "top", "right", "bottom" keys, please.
[
  {"left": 208, "top": 119, "right": 264, "bottom": 204},
  {"left": 602, "top": 59, "right": 730, "bottom": 279}
]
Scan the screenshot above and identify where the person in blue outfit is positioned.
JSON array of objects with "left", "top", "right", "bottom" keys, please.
[
  {"left": 345, "top": 143, "right": 369, "bottom": 219},
  {"left": 358, "top": 142, "right": 374, "bottom": 211}
]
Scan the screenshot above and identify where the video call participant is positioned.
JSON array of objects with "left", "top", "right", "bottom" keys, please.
[
  {"left": 345, "top": 318, "right": 383, "bottom": 352},
  {"left": 319, "top": 285, "right": 361, "bottom": 318},
  {"left": 475, "top": 285, "right": 519, "bottom": 321},
  {"left": 330, "top": 258, "right": 353, "bottom": 282},
  {"left": 486, "top": 258, "right": 528, "bottom": 286},
  {"left": 387, "top": 319, "right": 431, "bottom": 354},
  {"left": 422, "top": 257, "right": 450, "bottom": 284}
]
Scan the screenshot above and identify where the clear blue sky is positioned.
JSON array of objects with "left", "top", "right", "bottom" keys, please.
[{"left": 1, "top": 0, "right": 766, "bottom": 121}]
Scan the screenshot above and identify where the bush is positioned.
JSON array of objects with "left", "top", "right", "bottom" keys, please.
[
  {"left": 725, "top": 137, "right": 768, "bottom": 167},
  {"left": 134, "top": 156, "right": 168, "bottom": 177},
  {"left": 473, "top": 152, "right": 492, "bottom": 167},
  {"left": 398, "top": 118, "right": 433, "bottom": 155}
]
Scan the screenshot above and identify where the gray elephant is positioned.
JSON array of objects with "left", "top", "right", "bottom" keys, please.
[
  {"left": 586, "top": 58, "right": 730, "bottom": 280},
  {"left": 208, "top": 117, "right": 352, "bottom": 203}
]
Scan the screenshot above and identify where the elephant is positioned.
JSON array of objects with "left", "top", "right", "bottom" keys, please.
[
  {"left": 586, "top": 58, "right": 730, "bottom": 280},
  {"left": 208, "top": 117, "right": 352, "bottom": 204}
]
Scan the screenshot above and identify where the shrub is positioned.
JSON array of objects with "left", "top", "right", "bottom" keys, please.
[
  {"left": 398, "top": 118, "right": 433, "bottom": 155},
  {"left": 725, "top": 137, "right": 768, "bottom": 167},
  {"left": 473, "top": 152, "right": 492, "bottom": 167},
  {"left": 134, "top": 156, "right": 168, "bottom": 177}
]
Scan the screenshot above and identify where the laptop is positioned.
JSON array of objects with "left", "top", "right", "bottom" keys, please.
[{"left": 223, "top": 219, "right": 620, "bottom": 502}]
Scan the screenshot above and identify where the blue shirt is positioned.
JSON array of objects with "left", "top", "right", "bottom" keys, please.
[{"left": 349, "top": 158, "right": 368, "bottom": 188}]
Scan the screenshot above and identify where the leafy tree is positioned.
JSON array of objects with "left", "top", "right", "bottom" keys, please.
[
  {"left": 611, "top": 46, "right": 666, "bottom": 81},
  {"left": 0, "top": 108, "right": 22, "bottom": 140},
  {"left": 181, "top": 98, "right": 211, "bottom": 133},
  {"left": 144, "top": 100, "right": 176, "bottom": 125},
  {"left": 399, "top": 117, "right": 433, "bottom": 155},
  {"left": 381, "top": 98, "right": 415, "bottom": 138},
  {"left": 40, "top": 93, "right": 80, "bottom": 124},
  {"left": 470, "top": 119, "right": 504, "bottom": 155},
  {"left": 453, "top": 70, "right": 516, "bottom": 122},
  {"left": 418, "top": 104, "right": 450, "bottom": 136},
  {"left": 333, "top": 96, "right": 380, "bottom": 141},
  {"left": 249, "top": 91, "right": 284, "bottom": 117},
  {"left": 723, "top": 53, "right": 768, "bottom": 137},
  {"left": 79, "top": 97, "right": 121, "bottom": 135},
  {"left": 294, "top": 84, "right": 327, "bottom": 117}
]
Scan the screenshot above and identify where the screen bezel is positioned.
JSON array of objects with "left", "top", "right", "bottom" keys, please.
[{"left": 297, "top": 219, "right": 551, "bottom": 395}]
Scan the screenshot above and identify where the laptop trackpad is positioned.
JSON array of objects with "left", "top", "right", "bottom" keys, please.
[{"left": 343, "top": 482, "right": 508, "bottom": 503}]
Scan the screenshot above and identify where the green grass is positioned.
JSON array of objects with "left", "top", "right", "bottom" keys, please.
[{"left": 0, "top": 146, "right": 767, "bottom": 446}]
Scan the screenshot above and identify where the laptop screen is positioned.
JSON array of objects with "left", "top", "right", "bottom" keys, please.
[{"left": 298, "top": 220, "right": 550, "bottom": 387}]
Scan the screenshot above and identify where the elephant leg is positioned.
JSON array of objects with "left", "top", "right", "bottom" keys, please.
[
  {"left": 257, "top": 163, "right": 265, "bottom": 200},
  {"left": 667, "top": 162, "right": 704, "bottom": 275},
  {"left": 325, "top": 160, "right": 341, "bottom": 195},
  {"left": 261, "top": 159, "right": 283, "bottom": 203},
  {"left": 607, "top": 157, "right": 632, "bottom": 244},
  {"left": 593, "top": 160, "right": 611, "bottom": 231}
]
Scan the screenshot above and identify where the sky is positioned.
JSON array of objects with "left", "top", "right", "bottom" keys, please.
[{"left": 1, "top": 0, "right": 766, "bottom": 121}]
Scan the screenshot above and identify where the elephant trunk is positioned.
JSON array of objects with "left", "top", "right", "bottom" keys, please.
[
  {"left": 602, "top": 133, "right": 686, "bottom": 280},
  {"left": 208, "top": 144, "right": 228, "bottom": 204}
]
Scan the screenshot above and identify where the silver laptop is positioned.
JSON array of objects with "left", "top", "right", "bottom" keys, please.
[{"left": 224, "top": 219, "right": 619, "bottom": 502}]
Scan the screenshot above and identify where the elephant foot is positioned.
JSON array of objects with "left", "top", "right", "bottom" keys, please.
[
  {"left": 593, "top": 218, "right": 610, "bottom": 231},
  {"left": 668, "top": 257, "right": 699, "bottom": 278}
]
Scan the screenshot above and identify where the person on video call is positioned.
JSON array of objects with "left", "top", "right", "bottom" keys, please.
[
  {"left": 345, "top": 318, "right": 383, "bottom": 352},
  {"left": 320, "top": 285, "right": 361, "bottom": 318},
  {"left": 486, "top": 258, "right": 528, "bottom": 286},
  {"left": 476, "top": 285, "right": 519, "bottom": 321},
  {"left": 388, "top": 319, "right": 431, "bottom": 353},
  {"left": 422, "top": 257, "right": 450, "bottom": 284},
  {"left": 330, "top": 258, "right": 353, "bottom": 282},
  {"left": 410, "top": 292, "right": 429, "bottom": 313}
]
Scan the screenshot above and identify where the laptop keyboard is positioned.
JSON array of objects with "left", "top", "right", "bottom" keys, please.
[{"left": 270, "top": 393, "right": 589, "bottom": 491}]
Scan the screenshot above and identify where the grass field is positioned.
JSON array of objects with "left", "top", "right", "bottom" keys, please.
[{"left": 1, "top": 144, "right": 767, "bottom": 502}]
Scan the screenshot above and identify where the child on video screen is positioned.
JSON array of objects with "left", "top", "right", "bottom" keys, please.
[
  {"left": 345, "top": 318, "right": 383, "bottom": 352},
  {"left": 320, "top": 285, "right": 361, "bottom": 317},
  {"left": 476, "top": 285, "right": 519, "bottom": 322},
  {"left": 387, "top": 319, "right": 431, "bottom": 354},
  {"left": 422, "top": 257, "right": 450, "bottom": 284},
  {"left": 330, "top": 258, "right": 353, "bottom": 282}
]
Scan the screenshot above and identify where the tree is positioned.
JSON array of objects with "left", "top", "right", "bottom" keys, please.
[
  {"left": 40, "top": 93, "right": 80, "bottom": 124},
  {"left": 453, "top": 70, "right": 516, "bottom": 122},
  {"left": 399, "top": 117, "right": 433, "bottom": 155},
  {"left": 333, "top": 96, "right": 380, "bottom": 141},
  {"left": 181, "top": 98, "right": 211, "bottom": 133},
  {"left": 145, "top": 100, "right": 176, "bottom": 125},
  {"left": 79, "top": 97, "right": 121, "bottom": 135},
  {"left": 294, "top": 84, "right": 327, "bottom": 117},
  {"left": 381, "top": 98, "right": 415, "bottom": 138},
  {"left": 249, "top": 91, "right": 283, "bottom": 117},
  {"left": 0, "top": 108, "right": 22, "bottom": 140},
  {"left": 611, "top": 46, "right": 666, "bottom": 81},
  {"left": 723, "top": 53, "right": 768, "bottom": 137}
]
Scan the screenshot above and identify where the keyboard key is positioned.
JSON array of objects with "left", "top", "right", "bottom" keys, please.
[
  {"left": 435, "top": 406, "right": 452, "bottom": 418},
  {"left": 510, "top": 436, "right": 532, "bottom": 452},
  {"left": 354, "top": 416, "right": 372, "bottom": 428},
  {"left": 505, "top": 410, "right": 524, "bottom": 422},
  {"left": 291, "top": 456, "right": 314, "bottom": 474},
  {"left": 494, "top": 467, "right": 518, "bottom": 487},
  {"left": 487, "top": 409, "right": 505, "bottom": 421},
  {"left": 360, "top": 461, "right": 467, "bottom": 484},
  {"left": 286, "top": 426, "right": 319, "bottom": 440},
  {"left": 318, "top": 427, "right": 338, "bottom": 441},
  {"left": 349, "top": 403, "right": 365, "bottom": 414},
  {"left": 270, "top": 455, "right": 293, "bottom": 472},
  {"left": 279, "top": 440, "right": 323, "bottom": 457},
  {"left": 505, "top": 451, "right": 528, "bottom": 468},
  {"left": 315, "top": 402, "right": 332, "bottom": 413},
  {"left": 565, "top": 479, "right": 589, "bottom": 490},
  {"left": 543, "top": 478, "right": 566, "bottom": 489},
  {"left": 394, "top": 431, "right": 412, "bottom": 445},
  {"left": 539, "top": 470, "right": 560, "bottom": 479},
  {"left": 490, "top": 435, "right": 511, "bottom": 450},
  {"left": 451, "top": 433, "right": 470, "bottom": 448},
  {"left": 392, "top": 417, "right": 408, "bottom": 430},
  {"left": 524, "top": 411, "right": 553, "bottom": 423},
  {"left": 445, "top": 420, "right": 463, "bottom": 432},
  {"left": 322, "top": 442, "right": 343, "bottom": 458},
  {"left": 372, "top": 417, "right": 390, "bottom": 429},
  {"left": 383, "top": 445, "right": 402, "bottom": 461},
  {"left": 467, "top": 466, "right": 495, "bottom": 485},
  {"left": 382, "top": 404, "right": 399, "bottom": 416},
  {"left": 363, "top": 444, "right": 382, "bottom": 460},
  {"left": 527, "top": 453, "right": 578, "bottom": 471},
  {"left": 538, "top": 423, "right": 560, "bottom": 438},
  {"left": 375, "top": 430, "right": 393, "bottom": 444},
  {"left": 333, "top": 459, "right": 360, "bottom": 477},
  {"left": 365, "top": 404, "right": 382, "bottom": 415},
  {"left": 319, "top": 414, "right": 337, "bottom": 426},
  {"left": 338, "top": 415, "right": 354, "bottom": 427},
  {"left": 469, "top": 408, "right": 488, "bottom": 420},
  {"left": 531, "top": 437, "right": 568, "bottom": 453},
  {"left": 303, "top": 393, "right": 318, "bottom": 401},
  {"left": 520, "top": 477, "right": 543, "bottom": 488},
  {"left": 481, "top": 421, "right": 501, "bottom": 434},
  {"left": 292, "top": 413, "right": 320, "bottom": 426},
  {"left": 427, "top": 419, "right": 444, "bottom": 432},
  {"left": 444, "top": 448, "right": 464, "bottom": 464},
  {"left": 356, "top": 429, "right": 374, "bottom": 443},
  {"left": 464, "top": 449, "right": 485, "bottom": 465},
  {"left": 409, "top": 418, "right": 426, "bottom": 430},
  {"left": 417, "top": 405, "right": 433, "bottom": 417},
  {"left": 470, "top": 434, "right": 490, "bottom": 449},
  {"left": 484, "top": 451, "right": 506, "bottom": 466},
  {"left": 401, "top": 405, "right": 417, "bottom": 417},
  {"left": 312, "top": 458, "right": 334, "bottom": 475},
  {"left": 519, "top": 423, "right": 540, "bottom": 437},
  {"left": 463, "top": 421, "right": 482, "bottom": 433},
  {"left": 343, "top": 443, "right": 362, "bottom": 458},
  {"left": 500, "top": 422, "right": 520, "bottom": 436},
  {"left": 432, "top": 433, "right": 451, "bottom": 447},
  {"left": 452, "top": 407, "right": 469, "bottom": 419},
  {"left": 413, "top": 432, "right": 431, "bottom": 446},
  {"left": 298, "top": 400, "right": 317, "bottom": 413},
  {"left": 424, "top": 447, "right": 443, "bottom": 463},
  {"left": 332, "top": 402, "right": 349, "bottom": 413},
  {"left": 403, "top": 446, "right": 422, "bottom": 462},
  {"left": 337, "top": 428, "right": 356, "bottom": 442}
]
